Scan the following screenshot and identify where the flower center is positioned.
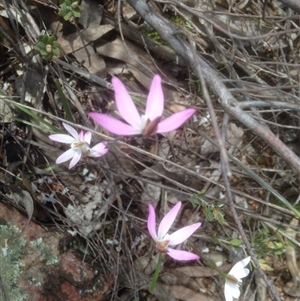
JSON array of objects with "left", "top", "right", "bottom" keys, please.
[
  {"left": 226, "top": 274, "right": 240, "bottom": 285},
  {"left": 71, "top": 141, "right": 90, "bottom": 156},
  {"left": 142, "top": 116, "right": 161, "bottom": 136},
  {"left": 156, "top": 240, "right": 170, "bottom": 253}
]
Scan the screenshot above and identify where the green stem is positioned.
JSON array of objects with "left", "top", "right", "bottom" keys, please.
[
  {"left": 55, "top": 79, "right": 74, "bottom": 123},
  {"left": 149, "top": 253, "right": 162, "bottom": 293},
  {"left": 202, "top": 257, "right": 228, "bottom": 279}
]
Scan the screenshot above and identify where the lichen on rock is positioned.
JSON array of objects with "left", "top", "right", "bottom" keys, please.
[{"left": 0, "top": 223, "right": 27, "bottom": 301}]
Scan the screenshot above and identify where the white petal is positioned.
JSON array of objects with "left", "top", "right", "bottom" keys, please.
[
  {"left": 225, "top": 281, "right": 242, "bottom": 300},
  {"left": 225, "top": 281, "right": 241, "bottom": 298},
  {"left": 229, "top": 256, "right": 251, "bottom": 277},
  {"left": 69, "top": 151, "right": 82, "bottom": 169},
  {"left": 62, "top": 123, "right": 79, "bottom": 140},
  {"left": 89, "top": 142, "right": 108, "bottom": 157},
  {"left": 56, "top": 148, "right": 76, "bottom": 164},
  {"left": 83, "top": 131, "right": 92, "bottom": 144},
  {"left": 49, "top": 134, "right": 77, "bottom": 144},
  {"left": 224, "top": 282, "right": 234, "bottom": 301},
  {"left": 234, "top": 268, "right": 249, "bottom": 280}
]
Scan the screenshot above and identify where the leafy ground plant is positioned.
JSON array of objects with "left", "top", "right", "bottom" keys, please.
[
  {"left": 34, "top": 35, "right": 60, "bottom": 61},
  {"left": 58, "top": 0, "right": 82, "bottom": 22}
]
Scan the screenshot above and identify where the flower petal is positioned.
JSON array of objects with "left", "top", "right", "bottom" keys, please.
[
  {"left": 229, "top": 256, "right": 251, "bottom": 277},
  {"left": 89, "top": 142, "right": 108, "bottom": 157},
  {"left": 157, "top": 202, "right": 181, "bottom": 240},
  {"left": 168, "top": 223, "right": 201, "bottom": 246},
  {"left": 49, "top": 134, "right": 77, "bottom": 144},
  {"left": 78, "top": 131, "right": 85, "bottom": 141},
  {"left": 156, "top": 109, "right": 196, "bottom": 133},
  {"left": 234, "top": 268, "right": 250, "bottom": 280},
  {"left": 167, "top": 248, "right": 199, "bottom": 261},
  {"left": 224, "top": 282, "right": 234, "bottom": 301},
  {"left": 145, "top": 75, "right": 164, "bottom": 120},
  {"left": 147, "top": 204, "right": 157, "bottom": 240},
  {"left": 62, "top": 123, "right": 80, "bottom": 140},
  {"left": 89, "top": 113, "right": 141, "bottom": 136},
  {"left": 68, "top": 151, "right": 82, "bottom": 169},
  {"left": 56, "top": 148, "right": 76, "bottom": 164},
  {"left": 83, "top": 131, "right": 92, "bottom": 144},
  {"left": 112, "top": 77, "right": 142, "bottom": 130},
  {"left": 225, "top": 281, "right": 241, "bottom": 299}
]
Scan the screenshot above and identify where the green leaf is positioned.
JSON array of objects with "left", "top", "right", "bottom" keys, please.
[
  {"left": 213, "top": 207, "right": 225, "bottom": 224},
  {"left": 13, "top": 106, "right": 59, "bottom": 133},
  {"left": 205, "top": 206, "right": 214, "bottom": 221},
  {"left": 55, "top": 79, "right": 74, "bottom": 123},
  {"left": 229, "top": 239, "right": 242, "bottom": 246}
]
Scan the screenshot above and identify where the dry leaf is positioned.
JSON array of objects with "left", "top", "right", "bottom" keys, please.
[
  {"left": 9, "top": 184, "right": 34, "bottom": 221},
  {"left": 73, "top": 45, "right": 106, "bottom": 77},
  {"left": 79, "top": 0, "right": 103, "bottom": 28},
  {"left": 226, "top": 123, "right": 244, "bottom": 146},
  {"left": 96, "top": 37, "right": 156, "bottom": 81},
  {"left": 175, "top": 264, "right": 231, "bottom": 278},
  {"left": 58, "top": 25, "right": 114, "bottom": 55},
  {"left": 171, "top": 285, "right": 215, "bottom": 301},
  {"left": 153, "top": 282, "right": 177, "bottom": 301}
]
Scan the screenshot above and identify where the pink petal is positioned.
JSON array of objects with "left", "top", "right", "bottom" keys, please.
[
  {"left": 56, "top": 148, "right": 76, "bottom": 164},
  {"left": 112, "top": 77, "right": 142, "bottom": 130},
  {"left": 157, "top": 202, "right": 181, "bottom": 240},
  {"left": 229, "top": 257, "right": 251, "bottom": 277},
  {"left": 83, "top": 132, "right": 92, "bottom": 144},
  {"left": 89, "top": 142, "right": 108, "bottom": 157},
  {"left": 167, "top": 248, "right": 199, "bottom": 261},
  {"left": 62, "top": 123, "right": 79, "bottom": 140},
  {"left": 78, "top": 131, "right": 84, "bottom": 141},
  {"left": 89, "top": 113, "right": 141, "bottom": 135},
  {"left": 168, "top": 223, "right": 201, "bottom": 246},
  {"left": 145, "top": 75, "right": 164, "bottom": 120},
  {"left": 68, "top": 151, "right": 82, "bottom": 169},
  {"left": 147, "top": 204, "right": 157, "bottom": 240},
  {"left": 156, "top": 109, "right": 196, "bottom": 133},
  {"left": 49, "top": 134, "right": 77, "bottom": 144}
]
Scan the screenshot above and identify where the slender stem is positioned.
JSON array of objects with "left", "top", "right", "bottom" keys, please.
[
  {"left": 150, "top": 253, "right": 163, "bottom": 293},
  {"left": 202, "top": 257, "right": 228, "bottom": 279}
]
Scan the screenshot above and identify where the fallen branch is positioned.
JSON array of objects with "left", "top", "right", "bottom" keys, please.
[
  {"left": 126, "top": 0, "right": 300, "bottom": 174},
  {"left": 277, "top": 0, "right": 300, "bottom": 13}
]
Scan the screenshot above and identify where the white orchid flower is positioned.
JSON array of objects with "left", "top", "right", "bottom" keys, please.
[
  {"left": 224, "top": 256, "right": 251, "bottom": 301},
  {"left": 49, "top": 123, "right": 108, "bottom": 169}
]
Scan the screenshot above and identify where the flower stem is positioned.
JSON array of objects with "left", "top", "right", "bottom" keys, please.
[
  {"left": 201, "top": 257, "right": 228, "bottom": 279},
  {"left": 149, "top": 253, "right": 162, "bottom": 293}
]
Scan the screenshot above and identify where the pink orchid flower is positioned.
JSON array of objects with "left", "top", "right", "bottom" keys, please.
[
  {"left": 147, "top": 201, "right": 201, "bottom": 261},
  {"left": 88, "top": 75, "right": 196, "bottom": 136},
  {"left": 49, "top": 122, "right": 108, "bottom": 169}
]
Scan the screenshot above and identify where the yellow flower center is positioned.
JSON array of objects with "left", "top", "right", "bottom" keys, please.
[
  {"left": 156, "top": 240, "right": 170, "bottom": 253},
  {"left": 71, "top": 141, "right": 90, "bottom": 156}
]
